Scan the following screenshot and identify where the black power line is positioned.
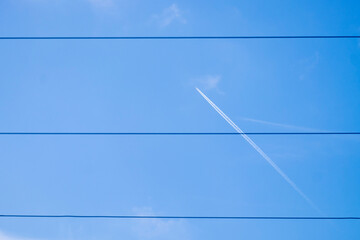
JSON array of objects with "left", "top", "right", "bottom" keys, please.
[
  {"left": 0, "top": 35, "right": 360, "bottom": 40},
  {"left": 0, "top": 214, "right": 359, "bottom": 220},
  {"left": 0, "top": 132, "right": 359, "bottom": 135}
]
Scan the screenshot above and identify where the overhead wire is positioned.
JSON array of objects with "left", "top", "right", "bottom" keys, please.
[
  {"left": 0, "top": 214, "right": 359, "bottom": 220},
  {"left": 0, "top": 35, "right": 360, "bottom": 40},
  {"left": 0, "top": 132, "right": 359, "bottom": 135}
]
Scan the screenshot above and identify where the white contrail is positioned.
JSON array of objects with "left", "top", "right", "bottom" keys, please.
[{"left": 196, "top": 88, "right": 319, "bottom": 211}]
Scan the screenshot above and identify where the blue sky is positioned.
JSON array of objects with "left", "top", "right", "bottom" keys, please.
[{"left": 0, "top": 0, "right": 360, "bottom": 239}]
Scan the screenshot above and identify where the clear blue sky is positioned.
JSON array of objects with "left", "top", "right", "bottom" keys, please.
[{"left": 0, "top": 0, "right": 360, "bottom": 239}]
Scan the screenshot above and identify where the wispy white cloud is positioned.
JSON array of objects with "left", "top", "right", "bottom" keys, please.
[
  {"left": 202, "top": 75, "right": 221, "bottom": 90},
  {"left": 239, "top": 117, "right": 319, "bottom": 131},
  {"left": 23, "top": 0, "right": 58, "bottom": 3},
  {"left": 153, "top": 4, "right": 186, "bottom": 27},
  {"left": 26, "top": 0, "right": 115, "bottom": 8},
  {"left": 0, "top": 231, "right": 35, "bottom": 240},
  {"left": 299, "top": 51, "right": 320, "bottom": 80},
  {"left": 131, "top": 207, "right": 190, "bottom": 240},
  {"left": 87, "top": 0, "right": 115, "bottom": 9},
  {"left": 191, "top": 75, "right": 223, "bottom": 93}
]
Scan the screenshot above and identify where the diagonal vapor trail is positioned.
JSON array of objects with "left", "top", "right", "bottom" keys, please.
[{"left": 196, "top": 88, "right": 319, "bottom": 211}]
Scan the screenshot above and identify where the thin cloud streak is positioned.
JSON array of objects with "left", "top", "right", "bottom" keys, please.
[
  {"left": 239, "top": 117, "right": 319, "bottom": 131},
  {"left": 196, "top": 88, "right": 319, "bottom": 211}
]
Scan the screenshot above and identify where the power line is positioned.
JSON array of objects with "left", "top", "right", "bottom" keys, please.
[
  {"left": 0, "top": 35, "right": 360, "bottom": 40},
  {"left": 0, "top": 132, "right": 359, "bottom": 135},
  {"left": 0, "top": 214, "right": 359, "bottom": 220}
]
